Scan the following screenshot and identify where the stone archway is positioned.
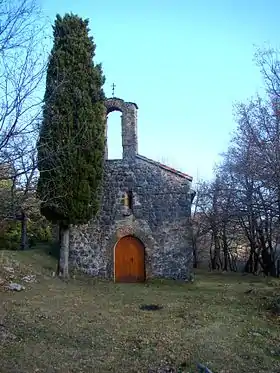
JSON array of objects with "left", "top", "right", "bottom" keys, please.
[
  {"left": 104, "top": 97, "right": 139, "bottom": 160},
  {"left": 114, "top": 235, "right": 145, "bottom": 283}
]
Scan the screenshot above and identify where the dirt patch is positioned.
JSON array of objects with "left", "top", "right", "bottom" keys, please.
[{"left": 139, "top": 304, "right": 163, "bottom": 311}]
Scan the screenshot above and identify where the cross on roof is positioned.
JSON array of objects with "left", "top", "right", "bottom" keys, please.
[{"left": 111, "top": 83, "right": 116, "bottom": 97}]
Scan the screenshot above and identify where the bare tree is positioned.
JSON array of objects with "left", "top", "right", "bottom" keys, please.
[
  {"left": 196, "top": 175, "right": 239, "bottom": 272},
  {"left": 0, "top": 0, "right": 47, "bottom": 159},
  {"left": 190, "top": 180, "right": 216, "bottom": 269},
  {"left": 192, "top": 47, "right": 280, "bottom": 277},
  {"left": 0, "top": 0, "right": 48, "bottom": 249},
  {"left": 230, "top": 97, "right": 280, "bottom": 275},
  {"left": 199, "top": 94, "right": 280, "bottom": 276}
]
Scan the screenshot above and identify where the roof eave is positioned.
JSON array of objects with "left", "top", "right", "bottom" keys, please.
[{"left": 136, "top": 154, "right": 193, "bottom": 181}]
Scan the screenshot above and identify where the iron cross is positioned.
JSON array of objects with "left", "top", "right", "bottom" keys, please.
[{"left": 111, "top": 83, "right": 116, "bottom": 97}]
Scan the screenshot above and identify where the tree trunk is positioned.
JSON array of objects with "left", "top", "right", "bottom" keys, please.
[
  {"left": 212, "top": 232, "right": 221, "bottom": 270},
  {"left": 244, "top": 252, "right": 253, "bottom": 273},
  {"left": 209, "top": 234, "right": 215, "bottom": 271},
  {"left": 253, "top": 250, "right": 259, "bottom": 274},
  {"left": 222, "top": 227, "right": 228, "bottom": 271},
  {"left": 20, "top": 210, "right": 28, "bottom": 250},
  {"left": 262, "top": 248, "right": 276, "bottom": 277},
  {"left": 229, "top": 253, "right": 237, "bottom": 272},
  {"left": 192, "top": 238, "right": 198, "bottom": 268},
  {"left": 58, "top": 224, "right": 70, "bottom": 278},
  {"left": 56, "top": 225, "right": 62, "bottom": 275}
]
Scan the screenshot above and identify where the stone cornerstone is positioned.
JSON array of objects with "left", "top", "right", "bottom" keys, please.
[{"left": 68, "top": 97, "right": 195, "bottom": 281}]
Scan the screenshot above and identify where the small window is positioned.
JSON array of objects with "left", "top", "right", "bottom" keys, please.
[
  {"left": 124, "top": 191, "right": 133, "bottom": 210},
  {"left": 127, "top": 190, "right": 133, "bottom": 210}
]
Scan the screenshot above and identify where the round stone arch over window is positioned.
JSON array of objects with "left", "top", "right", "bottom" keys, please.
[{"left": 104, "top": 98, "right": 138, "bottom": 160}]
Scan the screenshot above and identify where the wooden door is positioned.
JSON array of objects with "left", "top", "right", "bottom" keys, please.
[{"left": 114, "top": 235, "right": 145, "bottom": 283}]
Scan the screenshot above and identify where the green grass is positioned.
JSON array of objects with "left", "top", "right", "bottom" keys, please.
[{"left": 0, "top": 249, "right": 280, "bottom": 373}]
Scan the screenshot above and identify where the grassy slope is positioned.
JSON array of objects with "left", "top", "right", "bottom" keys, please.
[{"left": 0, "top": 249, "right": 280, "bottom": 373}]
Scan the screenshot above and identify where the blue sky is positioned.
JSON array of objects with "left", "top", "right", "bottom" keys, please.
[{"left": 41, "top": 0, "right": 280, "bottom": 182}]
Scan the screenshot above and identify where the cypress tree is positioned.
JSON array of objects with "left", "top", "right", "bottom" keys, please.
[{"left": 37, "top": 13, "right": 106, "bottom": 277}]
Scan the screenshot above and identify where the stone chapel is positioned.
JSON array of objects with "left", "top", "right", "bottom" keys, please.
[{"left": 68, "top": 97, "right": 195, "bottom": 282}]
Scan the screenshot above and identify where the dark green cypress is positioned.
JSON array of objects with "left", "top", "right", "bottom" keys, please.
[
  {"left": 37, "top": 13, "right": 105, "bottom": 225},
  {"left": 37, "top": 14, "right": 106, "bottom": 275}
]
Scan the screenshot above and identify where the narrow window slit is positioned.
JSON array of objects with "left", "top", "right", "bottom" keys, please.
[{"left": 127, "top": 190, "right": 133, "bottom": 210}]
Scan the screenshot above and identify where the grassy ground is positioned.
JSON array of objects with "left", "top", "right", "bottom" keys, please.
[{"left": 0, "top": 249, "right": 280, "bottom": 373}]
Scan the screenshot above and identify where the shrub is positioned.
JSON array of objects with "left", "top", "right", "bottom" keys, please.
[
  {"left": 0, "top": 215, "right": 52, "bottom": 250},
  {"left": 0, "top": 220, "right": 21, "bottom": 250}
]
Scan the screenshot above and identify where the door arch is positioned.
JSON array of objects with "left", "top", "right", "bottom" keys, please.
[{"left": 114, "top": 235, "right": 145, "bottom": 283}]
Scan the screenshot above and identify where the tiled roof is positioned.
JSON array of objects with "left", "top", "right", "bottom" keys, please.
[{"left": 136, "top": 154, "right": 193, "bottom": 181}]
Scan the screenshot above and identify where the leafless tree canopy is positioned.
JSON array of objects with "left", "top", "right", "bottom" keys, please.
[
  {"left": 0, "top": 0, "right": 48, "bottom": 249},
  {"left": 192, "top": 48, "right": 280, "bottom": 277},
  {"left": 0, "top": 0, "right": 46, "bottom": 153}
]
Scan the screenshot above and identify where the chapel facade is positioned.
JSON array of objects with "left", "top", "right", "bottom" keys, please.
[{"left": 68, "top": 97, "right": 195, "bottom": 282}]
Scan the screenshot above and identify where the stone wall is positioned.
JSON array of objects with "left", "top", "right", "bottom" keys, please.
[{"left": 69, "top": 155, "right": 194, "bottom": 280}]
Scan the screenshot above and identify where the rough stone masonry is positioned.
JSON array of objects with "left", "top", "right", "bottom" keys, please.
[{"left": 68, "top": 97, "right": 195, "bottom": 281}]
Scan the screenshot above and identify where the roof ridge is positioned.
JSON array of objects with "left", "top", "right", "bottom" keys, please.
[{"left": 136, "top": 154, "right": 193, "bottom": 181}]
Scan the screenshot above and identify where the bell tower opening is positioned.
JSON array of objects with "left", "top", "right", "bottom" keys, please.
[
  {"left": 104, "top": 97, "right": 139, "bottom": 161},
  {"left": 107, "top": 111, "right": 122, "bottom": 160}
]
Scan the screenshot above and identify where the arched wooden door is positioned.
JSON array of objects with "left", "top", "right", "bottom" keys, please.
[{"left": 114, "top": 235, "right": 145, "bottom": 283}]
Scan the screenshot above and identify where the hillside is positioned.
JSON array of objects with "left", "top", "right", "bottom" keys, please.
[{"left": 0, "top": 249, "right": 280, "bottom": 373}]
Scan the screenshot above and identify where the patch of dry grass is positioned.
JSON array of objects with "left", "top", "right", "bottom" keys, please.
[{"left": 0, "top": 249, "right": 280, "bottom": 373}]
